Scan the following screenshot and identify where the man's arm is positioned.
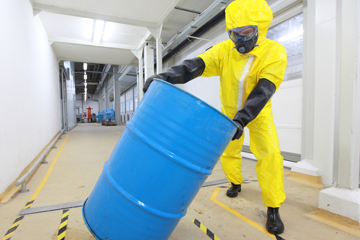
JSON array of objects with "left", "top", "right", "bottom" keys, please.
[
  {"left": 143, "top": 58, "right": 205, "bottom": 93},
  {"left": 232, "top": 78, "right": 276, "bottom": 140}
]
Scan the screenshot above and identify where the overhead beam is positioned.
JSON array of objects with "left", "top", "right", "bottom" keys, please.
[
  {"left": 28, "top": 0, "right": 34, "bottom": 8},
  {"left": 49, "top": 37, "right": 138, "bottom": 50},
  {"left": 75, "top": 83, "right": 98, "bottom": 86},
  {"left": 57, "top": 57, "right": 130, "bottom": 66},
  {"left": 157, "top": 0, "right": 185, "bottom": 26},
  {"left": 33, "top": 3, "right": 157, "bottom": 28},
  {"left": 269, "top": 0, "right": 303, "bottom": 17},
  {"left": 75, "top": 71, "right": 135, "bottom": 76},
  {"left": 136, "top": 31, "right": 153, "bottom": 51}
]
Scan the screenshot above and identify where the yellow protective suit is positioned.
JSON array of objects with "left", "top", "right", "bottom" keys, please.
[{"left": 197, "top": 0, "right": 287, "bottom": 208}]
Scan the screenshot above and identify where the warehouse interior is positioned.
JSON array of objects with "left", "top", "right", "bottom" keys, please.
[{"left": 1, "top": 0, "right": 360, "bottom": 239}]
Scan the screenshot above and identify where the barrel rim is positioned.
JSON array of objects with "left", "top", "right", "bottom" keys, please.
[
  {"left": 82, "top": 199, "right": 101, "bottom": 240},
  {"left": 152, "top": 79, "right": 238, "bottom": 128}
]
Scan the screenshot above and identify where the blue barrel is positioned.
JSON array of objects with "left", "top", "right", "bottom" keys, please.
[
  {"left": 96, "top": 112, "right": 103, "bottom": 123},
  {"left": 82, "top": 79, "right": 237, "bottom": 240},
  {"left": 104, "top": 108, "right": 115, "bottom": 120}
]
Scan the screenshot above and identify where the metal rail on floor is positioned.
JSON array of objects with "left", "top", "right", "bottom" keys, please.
[{"left": 15, "top": 129, "right": 65, "bottom": 193}]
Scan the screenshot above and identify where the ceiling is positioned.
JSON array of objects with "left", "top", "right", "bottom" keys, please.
[{"left": 32, "top": 0, "right": 279, "bottom": 95}]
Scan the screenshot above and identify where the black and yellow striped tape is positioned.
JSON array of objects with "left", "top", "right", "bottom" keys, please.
[
  {"left": 2, "top": 199, "right": 35, "bottom": 240},
  {"left": 192, "top": 219, "right": 221, "bottom": 240},
  {"left": 57, "top": 209, "right": 69, "bottom": 240}
]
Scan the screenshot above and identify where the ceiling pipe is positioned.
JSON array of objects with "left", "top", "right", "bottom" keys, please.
[
  {"left": 95, "top": 64, "right": 111, "bottom": 94},
  {"left": 174, "top": 6, "right": 202, "bottom": 15},
  {"left": 162, "top": 0, "right": 231, "bottom": 57},
  {"left": 162, "top": 9, "right": 226, "bottom": 63}
]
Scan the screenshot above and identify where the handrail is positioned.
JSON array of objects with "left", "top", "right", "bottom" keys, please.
[{"left": 15, "top": 129, "right": 65, "bottom": 193}]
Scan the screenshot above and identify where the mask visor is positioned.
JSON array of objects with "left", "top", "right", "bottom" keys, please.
[{"left": 228, "top": 26, "right": 258, "bottom": 42}]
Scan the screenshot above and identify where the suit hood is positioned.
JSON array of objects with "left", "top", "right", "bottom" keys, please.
[{"left": 225, "top": 0, "right": 273, "bottom": 43}]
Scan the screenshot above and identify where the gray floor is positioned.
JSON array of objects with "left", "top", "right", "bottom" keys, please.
[{"left": 0, "top": 123, "right": 359, "bottom": 240}]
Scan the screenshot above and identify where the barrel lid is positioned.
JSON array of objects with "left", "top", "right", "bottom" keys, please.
[{"left": 153, "top": 79, "right": 238, "bottom": 128}]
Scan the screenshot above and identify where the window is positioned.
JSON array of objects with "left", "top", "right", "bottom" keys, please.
[
  {"left": 125, "top": 89, "right": 133, "bottom": 112},
  {"left": 267, "top": 13, "right": 303, "bottom": 81},
  {"left": 120, "top": 102, "right": 125, "bottom": 113},
  {"left": 120, "top": 95, "right": 125, "bottom": 113}
]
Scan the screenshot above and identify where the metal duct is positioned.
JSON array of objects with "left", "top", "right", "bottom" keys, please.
[{"left": 162, "top": 9, "right": 225, "bottom": 63}]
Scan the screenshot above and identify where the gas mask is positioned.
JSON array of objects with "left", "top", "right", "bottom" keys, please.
[{"left": 228, "top": 25, "right": 258, "bottom": 54}]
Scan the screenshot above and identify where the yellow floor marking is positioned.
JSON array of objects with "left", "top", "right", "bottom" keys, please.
[
  {"left": 28, "top": 134, "right": 70, "bottom": 202},
  {"left": 211, "top": 187, "right": 276, "bottom": 239},
  {"left": 109, "top": 129, "right": 122, "bottom": 134},
  {"left": 2, "top": 135, "right": 69, "bottom": 240},
  {"left": 59, "top": 220, "right": 67, "bottom": 229},
  {"left": 199, "top": 223, "right": 207, "bottom": 233},
  {"left": 283, "top": 172, "right": 290, "bottom": 175},
  {"left": 305, "top": 210, "right": 360, "bottom": 237},
  {"left": 57, "top": 231, "right": 66, "bottom": 240}
]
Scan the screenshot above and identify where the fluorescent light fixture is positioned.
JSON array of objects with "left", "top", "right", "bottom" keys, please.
[
  {"left": 83, "top": 63, "right": 87, "bottom": 70},
  {"left": 85, "top": 87, "right": 87, "bottom": 92},
  {"left": 84, "top": 82, "right": 87, "bottom": 87},
  {"left": 84, "top": 74, "right": 87, "bottom": 80},
  {"left": 93, "top": 20, "right": 105, "bottom": 44}
]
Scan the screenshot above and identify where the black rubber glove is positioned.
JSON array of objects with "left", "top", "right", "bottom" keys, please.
[
  {"left": 143, "top": 57, "right": 205, "bottom": 93},
  {"left": 232, "top": 78, "right": 276, "bottom": 140},
  {"left": 232, "top": 121, "right": 244, "bottom": 140}
]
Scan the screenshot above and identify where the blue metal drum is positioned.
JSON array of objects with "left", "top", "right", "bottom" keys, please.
[
  {"left": 82, "top": 79, "right": 237, "bottom": 240},
  {"left": 103, "top": 108, "right": 115, "bottom": 120}
]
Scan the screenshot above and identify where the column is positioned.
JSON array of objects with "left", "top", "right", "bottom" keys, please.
[
  {"left": 144, "top": 42, "right": 154, "bottom": 80},
  {"left": 291, "top": 0, "right": 338, "bottom": 186},
  {"left": 114, "top": 67, "right": 121, "bottom": 125},
  {"left": 318, "top": 0, "right": 360, "bottom": 223},
  {"left": 131, "top": 49, "right": 144, "bottom": 102},
  {"left": 156, "top": 23, "right": 163, "bottom": 74},
  {"left": 104, "top": 80, "right": 109, "bottom": 109},
  {"left": 138, "top": 58, "right": 144, "bottom": 101}
]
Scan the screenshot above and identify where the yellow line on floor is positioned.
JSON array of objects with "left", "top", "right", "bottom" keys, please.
[
  {"left": 2, "top": 134, "right": 70, "bottom": 240},
  {"left": 283, "top": 172, "right": 290, "bottom": 175},
  {"left": 305, "top": 210, "right": 360, "bottom": 237},
  {"left": 210, "top": 187, "right": 276, "bottom": 239},
  {"left": 108, "top": 129, "right": 122, "bottom": 134},
  {"left": 28, "top": 134, "right": 70, "bottom": 202}
]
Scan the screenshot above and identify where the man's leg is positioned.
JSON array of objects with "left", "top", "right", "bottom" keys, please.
[
  {"left": 220, "top": 133, "right": 245, "bottom": 197},
  {"left": 247, "top": 107, "right": 285, "bottom": 234}
]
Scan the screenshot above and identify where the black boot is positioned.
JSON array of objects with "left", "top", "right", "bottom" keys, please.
[
  {"left": 266, "top": 207, "right": 284, "bottom": 234},
  {"left": 226, "top": 183, "right": 241, "bottom": 198}
]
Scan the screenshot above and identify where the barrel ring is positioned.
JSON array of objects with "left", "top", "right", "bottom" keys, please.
[
  {"left": 126, "top": 124, "right": 213, "bottom": 176},
  {"left": 103, "top": 162, "right": 187, "bottom": 220}
]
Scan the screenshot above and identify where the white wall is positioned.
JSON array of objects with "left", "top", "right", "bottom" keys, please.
[
  {"left": 76, "top": 99, "right": 99, "bottom": 116},
  {"left": 358, "top": 1, "right": 360, "bottom": 184},
  {"left": 168, "top": 20, "right": 302, "bottom": 155},
  {"left": 0, "top": 0, "right": 61, "bottom": 194},
  {"left": 84, "top": 101, "right": 99, "bottom": 115}
]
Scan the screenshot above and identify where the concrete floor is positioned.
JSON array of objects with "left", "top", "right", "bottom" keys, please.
[{"left": 1, "top": 123, "right": 359, "bottom": 240}]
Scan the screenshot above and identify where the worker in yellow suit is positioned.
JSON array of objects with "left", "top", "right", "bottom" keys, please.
[{"left": 143, "top": 0, "right": 286, "bottom": 235}]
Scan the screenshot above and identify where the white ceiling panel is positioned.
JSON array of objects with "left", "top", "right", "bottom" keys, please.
[
  {"left": 101, "top": 22, "right": 148, "bottom": 46},
  {"left": 52, "top": 42, "right": 136, "bottom": 65},
  {"left": 33, "top": 0, "right": 232, "bottom": 94},
  {"left": 33, "top": 0, "right": 182, "bottom": 23},
  {"left": 39, "top": 12, "right": 94, "bottom": 41}
]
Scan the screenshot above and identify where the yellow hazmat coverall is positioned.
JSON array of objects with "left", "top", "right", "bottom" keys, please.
[{"left": 198, "top": 0, "right": 287, "bottom": 208}]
